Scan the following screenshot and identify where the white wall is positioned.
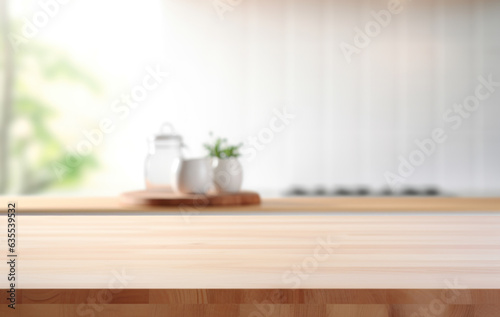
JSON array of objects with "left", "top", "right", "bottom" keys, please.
[
  {"left": 12, "top": 0, "right": 500, "bottom": 195},
  {"left": 151, "top": 0, "right": 500, "bottom": 195}
]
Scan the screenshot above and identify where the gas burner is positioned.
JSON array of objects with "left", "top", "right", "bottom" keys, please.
[{"left": 284, "top": 186, "right": 441, "bottom": 197}]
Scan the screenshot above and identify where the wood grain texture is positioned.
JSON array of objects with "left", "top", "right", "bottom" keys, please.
[
  {"left": 19, "top": 289, "right": 149, "bottom": 304},
  {"left": 1, "top": 290, "right": 499, "bottom": 317},
  {"left": 0, "top": 304, "right": 152, "bottom": 317},
  {"left": 0, "top": 214, "right": 499, "bottom": 289},
  {"left": 1, "top": 197, "right": 500, "bottom": 214},
  {"left": 0, "top": 198, "right": 499, "bottom": 316},
  {"left": 327, "top": 304, "right": 390, "bottom": 317},
  {"left": 2, "top": 289, "right": 500, "bottom": 305},
  {"left": 120, "top": 191, "right": 261, "bottom": 207},
  {"left": 2, "top": 304, "right": 499, "bottom": 317}
]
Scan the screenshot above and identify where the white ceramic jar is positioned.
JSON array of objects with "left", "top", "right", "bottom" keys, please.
[
  {"left": 213, "top": 157, "right": 243, "bottom": 193},
  {"left": 172, "top": 157, "right": 213, "bottom": 194}
]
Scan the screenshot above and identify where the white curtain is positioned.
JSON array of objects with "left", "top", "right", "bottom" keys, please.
[{"left": 156, "top": 0, "right": 500, "bottom": 195}]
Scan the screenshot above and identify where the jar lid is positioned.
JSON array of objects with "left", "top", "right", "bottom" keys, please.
[{"left": 152, "top": 123, "right": 182, "bottom": 143}]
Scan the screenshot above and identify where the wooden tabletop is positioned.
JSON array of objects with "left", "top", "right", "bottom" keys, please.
[
  {"left": 0, "top": 214, "right": 499, "bottom": 289},
  {"left": 0, "top": 197, "right": 499, "bottom": 289},
  {"left": 1, "top": 196, "right": 500, "bottom": 214}
]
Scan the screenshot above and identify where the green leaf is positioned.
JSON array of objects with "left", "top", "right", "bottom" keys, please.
[{"left": 204, "top": 134, "right": 242, "bottom": 158}]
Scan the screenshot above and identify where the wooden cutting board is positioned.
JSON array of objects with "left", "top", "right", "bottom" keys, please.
[{"left": 120, "top": 190, "right": 261, "bottom": 207}]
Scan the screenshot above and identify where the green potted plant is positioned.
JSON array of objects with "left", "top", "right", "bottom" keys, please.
[{"left": 204, "top": 134, "right": 243, "bottom": 193}]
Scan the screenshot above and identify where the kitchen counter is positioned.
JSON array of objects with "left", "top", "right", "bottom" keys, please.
[
  {"left": 1, "top": 197, "right": 499, "bottom": 316},
  {"left": 2, "top": 196, "right": 500, "bottom": 214}
]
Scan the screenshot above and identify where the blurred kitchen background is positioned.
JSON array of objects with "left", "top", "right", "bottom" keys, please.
[{"left": 0, "top": 0, "right": 499, "bottom": 196}]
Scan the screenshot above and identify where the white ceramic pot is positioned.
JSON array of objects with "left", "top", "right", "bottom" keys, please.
[
  {"left": 213, "top": 158, "right": 243, "bottom": 193},
  {"left": 172, "top": 157, "right": 213, "bottom": 194}
]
